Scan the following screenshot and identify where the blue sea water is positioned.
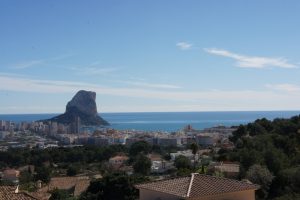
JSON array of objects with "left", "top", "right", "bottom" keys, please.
[{"left": 0, "top": 111, "right": 299, "bottom": 132}]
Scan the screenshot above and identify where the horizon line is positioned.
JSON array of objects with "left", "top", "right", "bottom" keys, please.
[{"left": 1, "top": 110, "right": 300, "bottom": 115}]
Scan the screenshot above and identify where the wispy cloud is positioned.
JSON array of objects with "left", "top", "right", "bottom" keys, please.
[
  {"left": 1, "top": 74, "right": 300, "bottom": 112},
  {"left": 0, "top": 74, "right": 297, "bottom": 100},
  {"left": 121, "top": 81, "right": 182, "bottom": 89},
  {"left": 50, "top": 53, "right": 74, "bottom": 61},
  {"left": 12, "top": 60, "right": 45, "bottom": 69},
  {"left": 176, "top": 42, "right": 193, "bottom": 50},
  {"left": 70, "top": 66, "right": 119, "bottom": 75},
  {"left": 10, "top": 53, "right": 74, "bottom": 69},
  {"left": 204, "top": 48, "right": 297, "bottom": 69},
  {"left": 265, "top": 83, "right": 300, "bottom": 92}
]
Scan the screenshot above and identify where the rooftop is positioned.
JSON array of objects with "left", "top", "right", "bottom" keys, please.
[
  {"left": 38, "top": 176, "right": 90, "bottom": 197},
  {"left": 0, "top": 186, "right": 38, "bottom": 200},
  {"left": 109, "top": 155, "right": 129, "bottom": 161},
  {"left": 135, "top": 173, "right": 259, "bottom": 198}
]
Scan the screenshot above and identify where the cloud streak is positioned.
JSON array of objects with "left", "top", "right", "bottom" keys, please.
[
  {"left": 12, "top": 60, "right": 45, "bottom": 69},
  {"left": 176, "top": 42, "right": 193, "bottom": 50},
  {"left": 204, "top": 48, "right": 297, "bottom": 69},
  {"left": 10, "top": 53, "right": 74, "bottom": 69},
  {"left": 265, "top": 83, "right": 300, "bottom": 92},
  {"left": 1, "top": 74, "right": 300, "bottom": 112},
  {"left": 70, "top": 66, "right": 119, "bottom": 75},
  {"left": 121, "top": 81, "right": 182, "bottom": 89},
  {"left": 0, "top": 74, "right": 299, "bottom": 102}
]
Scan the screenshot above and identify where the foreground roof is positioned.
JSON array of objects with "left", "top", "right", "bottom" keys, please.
[
  {"left": 0, "top": 186, "right": 38, "bottom": 200},
  {"left": 136, "top": 173, "right": 259, "bottom": 198}
]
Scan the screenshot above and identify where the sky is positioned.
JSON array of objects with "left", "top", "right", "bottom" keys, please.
[{"left": 1, "top": 0, "right": 300, "bottom": 114}]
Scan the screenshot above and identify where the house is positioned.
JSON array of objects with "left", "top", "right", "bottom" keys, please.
[
  {"left": 196, "top": 135, "right": 215, "bottom": 147},
  {"left": 109, "top": 155, "right": 129, "bottom": 169},
  {"left": 37, "top": 176, "right": 90, "bottom": 197},
  {"left": 170, "top": 150, "right": 199, "bottom": 162},
  {"left": 1, "top": 169, "right": 20, "bottom": 185},
  {"left": 156, "top": 138, "right": 178, "bottom": 146},
  {"left": 209, "top": 162, "right": 240, "bottom": 178},
  {"left": 0, "top": 186, "right": 39, "bottom": 199},
  {"left": 136, "top": 173, "right": 259, "bottom": 200},
  {"left": 149, "top": 154, "right": 174, "bottom": 173},
  {"left": 18, "top": 165, "right": 35, "bottom": 173}
]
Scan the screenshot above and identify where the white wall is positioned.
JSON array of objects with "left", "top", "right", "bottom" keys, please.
[{"left": 188, "top": 190, "right": 256, "bottom": 200}]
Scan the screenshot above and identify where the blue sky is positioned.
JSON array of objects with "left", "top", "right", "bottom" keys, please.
[{"left": 1, "top": 0, "right": 300, "bottom": 113}]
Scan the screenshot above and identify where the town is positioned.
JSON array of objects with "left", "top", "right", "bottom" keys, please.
[
  {"left": 1, "top": 115, "right": 300, "bottom": 200},
  {"left": 0, "top": 119, "right": 236, "bottom": 150},
  {"left": 0, "top": 118, "right": 253, "bottom": 199}
]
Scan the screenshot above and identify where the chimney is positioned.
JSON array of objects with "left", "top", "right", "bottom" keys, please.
[
  {"left": 14, "top": 185, "right": 19, "bottom": 194},
  {"left": 36, "top": 180, "right": 42, "bottom": 189}
]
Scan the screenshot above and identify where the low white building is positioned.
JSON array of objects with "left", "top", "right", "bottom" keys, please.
[{"left": 170, "top": 150, "right": 199, "bottom": 162}]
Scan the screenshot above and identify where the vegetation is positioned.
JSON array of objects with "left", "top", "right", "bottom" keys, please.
[
  {"left": 225, "top": 115, "right": 300, "bottom": 199},
  {"left": 129, "top": 141, "right": 151, "bottom": 158},
  {"left": 133, "top": 153, "right": 151, "bottom": 175},
  {"left": 80, "top": 172, "right": 149, "bottom": 200},
  {"left": 190, "top": 143, "right": 199, "bottom": 169},
  {"left": 246, "top": 164, "right": 273, "bottom": 199},
  {"left": 34, "top": 166, "right": 52, "bottom": 183},
  {"left": 67, "top": 165, "right": 79, "bottom": 176},
  {"left": 50, "top": 188, "right": 75, "bottom": 200},
  {"left": 0, "top": 144, "right": 128, "bottom": 169},
  {"left": 174, "top": 155, "right": 191, "bottom": 170},
  {"left": 2, "top": 115, "right": 300, "bottom": 199}
]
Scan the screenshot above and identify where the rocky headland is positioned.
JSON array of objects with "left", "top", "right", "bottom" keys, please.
[{"left": 48, "top": 90, "right": 109, "bottom": 126}]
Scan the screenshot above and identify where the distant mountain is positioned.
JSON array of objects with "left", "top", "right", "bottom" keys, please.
[{"left": 47, "top": 90, "right": 109, "bottom": 126}]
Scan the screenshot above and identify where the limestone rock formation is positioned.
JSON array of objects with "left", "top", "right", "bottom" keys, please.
[{"left": 49, "top": 90, "right": 109, "bottom": 126}]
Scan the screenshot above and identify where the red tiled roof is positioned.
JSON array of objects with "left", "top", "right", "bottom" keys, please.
[
  {"left": 109, "top": 155, "right": 129, "bottom": 161},
  {"left": 0, "top": 186, "right": 38, "bottom": 200},
  {"left": 214, "top": 163, "right": 240, "bottom": 173},
  {"left": 136, "top": 176, "right": 191, "bottom": 197},
  {"left": 38, "top": 176, "right": 90, "bottom": 197},
  {"left": 136, "top": 173, "right": 259, "bottom": 198}
]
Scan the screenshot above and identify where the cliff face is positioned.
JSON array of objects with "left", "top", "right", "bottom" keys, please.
[{"left": 49, "top": 90, "right": 109, "bottom": 126}]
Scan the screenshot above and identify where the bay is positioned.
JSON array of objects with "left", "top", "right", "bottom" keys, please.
[{"left": 0, "top": 111, "right": 299, "bottom": 132}]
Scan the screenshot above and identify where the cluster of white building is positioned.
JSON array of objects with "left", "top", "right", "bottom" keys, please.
[{"left": 1, "top": 118, "right": 236, "bottom": 151}]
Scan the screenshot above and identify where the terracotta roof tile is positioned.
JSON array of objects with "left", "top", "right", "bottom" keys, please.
[
  {"left": 136, "top": 174, "right": 259, "bottom": 198},
  {"left": 0, "top": 186, "right": 38, "bottom": 200},
  {"left": 189, "top": 174, "right": 259, "bottom": 197},
  {"left": 38, "top": 176, "right": 90, "bottom": 197},
  {"left": 136, "top": 176, "right": 191, "bottom": 197}
]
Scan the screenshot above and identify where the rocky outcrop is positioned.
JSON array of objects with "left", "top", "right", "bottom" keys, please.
[{"left": 49, "top": 90, "right": 109, "bottom": 126}]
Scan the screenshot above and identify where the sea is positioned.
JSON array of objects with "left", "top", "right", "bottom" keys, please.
[{"left": 0, "top": 111, "right": 299, "bottom": 132}]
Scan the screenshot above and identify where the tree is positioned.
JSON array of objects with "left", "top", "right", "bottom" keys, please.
[
  {"left": 67, "top": 166, "right": 78, "bottom": 176},
  {"left": 177, "top": 168, "right": 192, "bottom": 176},
  {"left": 174, "top": 155, "right": 191, "bottom": 170},
  {"left": 246, "top": 164, "right": 274, "bottom": 199},
  {"left": 80, "top": 173, "right": 140, "bottom": 200},
  {"left": 133, "top": 154, "right": 151, "bottom": 175},
  {"left": 34, "top": 166, "right": 51, "bottom": 183},
  {"left": 264, "top": 148, "right": 288, "bottom": 175},
  {"left": 19, "top": 170, "right": 33, "bottom": 184},
  {"left": 190, "top": 143, "right": 199, "bottom": 169},
  {"left": 129, "top": 141, "right": 151, "bottom": 157},
  {"left": 50, "top": 189, "right": 71, "bottom": 200},
  {"left": 230, "top": 125, "right": 247, "bottom": 143}
]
